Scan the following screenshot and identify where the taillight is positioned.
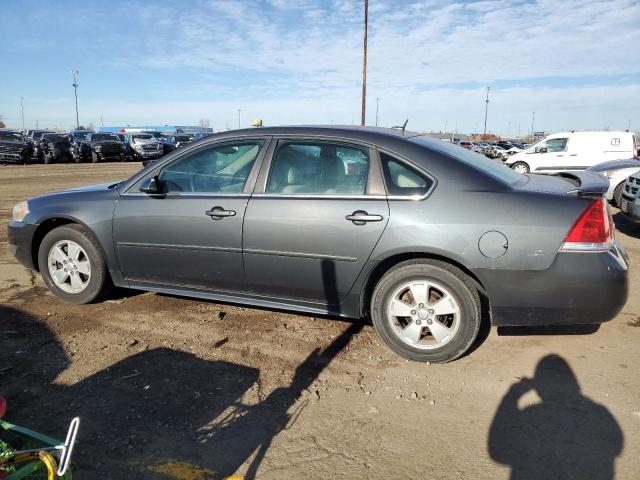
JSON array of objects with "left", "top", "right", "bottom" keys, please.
[{"left": 559, "top": 199, "right": 613, "bottom": 252}]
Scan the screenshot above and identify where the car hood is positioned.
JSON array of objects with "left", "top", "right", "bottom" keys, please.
[
  {"left": 132, "top": 139, "right": 158, "bottom": 145},
  {"left": 587, "top": 158, "right": 640, "bottom": 172},
  {"left": 30, "top": 182, "right": 120, "bottom": 201},
  {"left": 93, "top": 140, "right": 123, "bottom": 146}
]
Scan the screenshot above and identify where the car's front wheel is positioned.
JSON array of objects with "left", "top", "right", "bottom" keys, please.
[
  {"left": 511, "top": 161, "right": 530, "bottom": 174},
  {"left": 38, "top": 225, "right": 111, "bottom": 304},
  {"left": 371, "top": 260, "right": 481, "bottom": 363}
]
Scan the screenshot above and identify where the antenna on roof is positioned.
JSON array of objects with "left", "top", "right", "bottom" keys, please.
[{"left": 392, "top": 119, "right": 408, "bottom": 133}]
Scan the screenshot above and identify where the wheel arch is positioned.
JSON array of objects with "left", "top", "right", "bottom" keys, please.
[
  {"left": 31, "top": 215, "right": 110, "bottom": 274},
  {"left": 359, "top": 251, "right": 488, "bottom": 318}
]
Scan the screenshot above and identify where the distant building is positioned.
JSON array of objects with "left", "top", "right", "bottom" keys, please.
[
  {"left": 421, "top": 132, "right": 469, "bottom": 142},
  {"left": 98, "top": 125, "right": 213, "bottom": 134}
]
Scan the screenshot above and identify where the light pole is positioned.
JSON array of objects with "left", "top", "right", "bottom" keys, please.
[
  {"left": 19, "top": 97, "right": 25, "bottom": 131},
  {"left": 375, "top": 97, "right": 379, "bottom": 127},
  {"left": 483, "top": 86, "right": 490, "bottom": 137},
  {"left": 238, "top": 109, "right": 241, "bottom": 129},
  {"left": 530, "top": 111, "right": 535, "bottom": 138},
  {"left": 71, "top": 69, "right": 80, "bottom": 129},
  {"left": 361, "top": 0, "right": 368, "bottom": 126}
]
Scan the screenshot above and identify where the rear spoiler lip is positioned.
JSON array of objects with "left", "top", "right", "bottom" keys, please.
[{"left": 553, "top": 171, "right": 609, "bottom": 198}]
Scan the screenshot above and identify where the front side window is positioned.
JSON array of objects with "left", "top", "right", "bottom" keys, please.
[
  {"left": 158, "top": 140, "right": 263, "bottom": 193},
  {"left": 380, "top": 152, "right": 433, "bottom": 197},
  {"left": 535, "top": 138, "right": 567, "bottom": 153},
  {"left": 266, "top": 141, "right": 369, "bottom": 195}
]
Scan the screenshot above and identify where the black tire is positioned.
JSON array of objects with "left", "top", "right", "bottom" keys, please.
[
  {"left": 613, "top": 182, "right": 624, "bottom": 207},
  {"left": 371, "top": 259, "right": 481, "bottom": 363},
  {"left": 38, "top": 225, "right": 112, "bottom": 304},
  {"left": 91, "top": 152, "right": 99, "bottom": 163},
  {"left": 511, "top": 161, "right": 529, "bottom": 173}
]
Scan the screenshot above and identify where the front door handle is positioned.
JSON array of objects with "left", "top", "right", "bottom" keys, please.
[
  {"left": 346, "top": 210, "right": 383, "bottom": 225},
  {"left": 205, "top": 206, "right": 236, "bottom": 219}
]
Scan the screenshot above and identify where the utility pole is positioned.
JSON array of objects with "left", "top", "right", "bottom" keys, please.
[
  {"left": 444, "top": 120, "right": 447, "bottom": 134},
  {"left": 375, "top": 97, "right": 379, "bottom": 127},
  {"left": 530, "top": 111, "right": 535, "bottom": 137},
  {"left": 238, "top": 109, "right": 241, "bottom": 129},
  {"left": 71, "top": 69, "right": 80, "bottom": 129},
  {"left": 19, "top": 97, "right": 25, "bottom": 130},
  {"left": 628, "top": 119, "right": 631, "bottom": 131},
  {"left": 483, "top": 86, "right": 490, "bottom": 137},
  {"left": 360, "top": 0, "right": 368, "bottom": 126},
  {"left": 100, "top": 114, "right": 104, "bottom": 127}
]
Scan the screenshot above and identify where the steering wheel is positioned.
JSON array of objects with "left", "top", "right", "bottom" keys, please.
[{"left": 190, "top": 173, "right": 220, "bottom": 193}]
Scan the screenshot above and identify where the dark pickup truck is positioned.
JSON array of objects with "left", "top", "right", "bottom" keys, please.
[
  {"left": 34, "top": 133, "right": 73, "bottom": 164},
  {"left": 0, "top": 130, "right": 33, "bottom": 163},
  {"left": 71, "top": 132, "right": 127, "bottom": 163}
]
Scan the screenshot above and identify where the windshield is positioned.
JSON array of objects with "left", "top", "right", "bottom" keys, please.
[
  {"left": 132, "top": 134, "right": 153, "bottom": 141},
  {"left": 92, "top": 134, "right": 119, "bottom": 141},
  {"left": 410, "top": 136, "right": 525, "bottom": 186},
  {"left": 43, "top": 133, "right": 68, "bottom": 142},
  {"left": 0, "top": 131, "right": 23, "bottom": 141},
  {"left": 144, "top": 132, "right": 163, "bottom": 139}
]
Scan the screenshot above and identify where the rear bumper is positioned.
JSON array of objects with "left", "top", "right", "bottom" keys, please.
[
  {"left": 7, "top": 221, "right": 37, "bottom": 270},
  {"left": 475, "top": 243, "right": 629, "bottom": 326}
]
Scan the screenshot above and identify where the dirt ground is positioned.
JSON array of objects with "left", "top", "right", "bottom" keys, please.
[{"left": 1, "top": 163, "right": 639, "bottom": 479}]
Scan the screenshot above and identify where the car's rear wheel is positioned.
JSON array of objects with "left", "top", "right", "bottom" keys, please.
[
  {"left": 38, "top": 225, "right": 111, "bottom": 304},
  {"left": 371, "top": 260, "right": 481, "bottom": 363},
  {"left": 511, "top": 161, "right": 529, "bottom": 173}
]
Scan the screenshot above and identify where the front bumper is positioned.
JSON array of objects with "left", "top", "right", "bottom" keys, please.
[
  {"left": 7, "top": 221, "right": 38, "bottom": 270},
  {"left": 475, "top": 243, "right": 629, "bottom": 326},
  {"left": 134, "top": 149, "right": 163, "bottom": 159}
]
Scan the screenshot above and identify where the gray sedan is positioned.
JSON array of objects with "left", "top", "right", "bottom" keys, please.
[{"left": 7, "top": 126, "right": 629, "bottom": 362}]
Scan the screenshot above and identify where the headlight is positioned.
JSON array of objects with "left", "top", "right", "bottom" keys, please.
[
  {"left": 94, "top": 145, "right": 102, "bottom": 151},
  {"left": 12, "top": 201, "right": 29, "bottom": 222}
]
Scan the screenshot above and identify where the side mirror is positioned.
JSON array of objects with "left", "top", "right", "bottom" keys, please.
[
  {"left": 139, "top": 175, "right": 164, "bottom": 197},
  {"left": 538, "top": 147, "right": 547, "bottom": 153}
]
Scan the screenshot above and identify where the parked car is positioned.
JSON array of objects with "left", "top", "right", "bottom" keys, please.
[
  {"left": 7, "top": 126, "right": 628, "bottom": 363},
  {"left": 619, "top": 170, "right": 640, "bottom": 223},
  {"left": 72, "top": 132, "right": 126, "bottom": 163},
  {"left": 166, "top": 133, "right": 195, "bottom": 149},
  {"left": 505, "top": 131, "right": 639, "bottom": 174},
  {"left": 125, "top": 133, "right": 164, "bottom": 160},
  {"left": 30, "top": 131, "right": 50, "bottom": 160},
  {"left": 587, "top": 159, "right": 640, "bottom": 206},
  {"left": 0, "top": 129, "right": 33, "bottom": 164},
  {"left": 142, "top": 131, "right": 175, "bottom": 155},
  {"left": 458, "top": 141, "right": 473, "bottom": 150},
  {"left": 36, "top": 132, "right": 72, "bottom": 164}
]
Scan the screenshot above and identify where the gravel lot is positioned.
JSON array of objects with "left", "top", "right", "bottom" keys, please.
[{"left": 1, "top": 163, "right": 639, "bottom": 479}]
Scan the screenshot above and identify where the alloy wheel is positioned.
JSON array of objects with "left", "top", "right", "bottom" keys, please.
[
  {"left": 387, "top": 280, "right": 461, "bottom": 350},
  {"left": 47, "top": 240, "right": 91, "bottom": 293}
]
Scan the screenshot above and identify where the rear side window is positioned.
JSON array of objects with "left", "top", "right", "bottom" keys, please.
[
  {"left": 266, "top": 141, "right": 369, "bottom": 195},
  {"left": 380, "top": 152, "right": 433, "bottom": 197}
]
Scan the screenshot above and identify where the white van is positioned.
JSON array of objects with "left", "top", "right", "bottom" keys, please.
[{"left": 504, "top": 131, "right": 639, "bottom": 174}]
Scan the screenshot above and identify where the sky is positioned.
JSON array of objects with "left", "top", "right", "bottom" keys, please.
[{"left": 0, "top": 0, "right": 639, "bottom": 135}]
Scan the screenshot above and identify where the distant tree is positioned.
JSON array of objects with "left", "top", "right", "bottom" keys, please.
[
  {"left": 199, "top": 118, "right": 211, "bottom": 131},
  {"left": 0, "top": 120, "right": 6, "bottom": 129}
]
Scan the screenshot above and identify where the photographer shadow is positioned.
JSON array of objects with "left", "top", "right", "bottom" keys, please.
[{"left": 488, "top": 354, "right": 623, "bottom": 480}]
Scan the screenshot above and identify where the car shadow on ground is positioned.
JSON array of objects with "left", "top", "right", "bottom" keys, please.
[
  {"left": 1, "top": 260, "right": 363, "bottom": 479},
  {"left": 488, "top": 354, "right": 624, "bottom": 479}
]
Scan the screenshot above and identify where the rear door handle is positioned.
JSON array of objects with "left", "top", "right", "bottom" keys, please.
[
  {"left": 346, "top": 210, "right": 383, "bottom": 225},
  {"left": 205, "top": 206, "right": 236, "bottom": 218}
]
